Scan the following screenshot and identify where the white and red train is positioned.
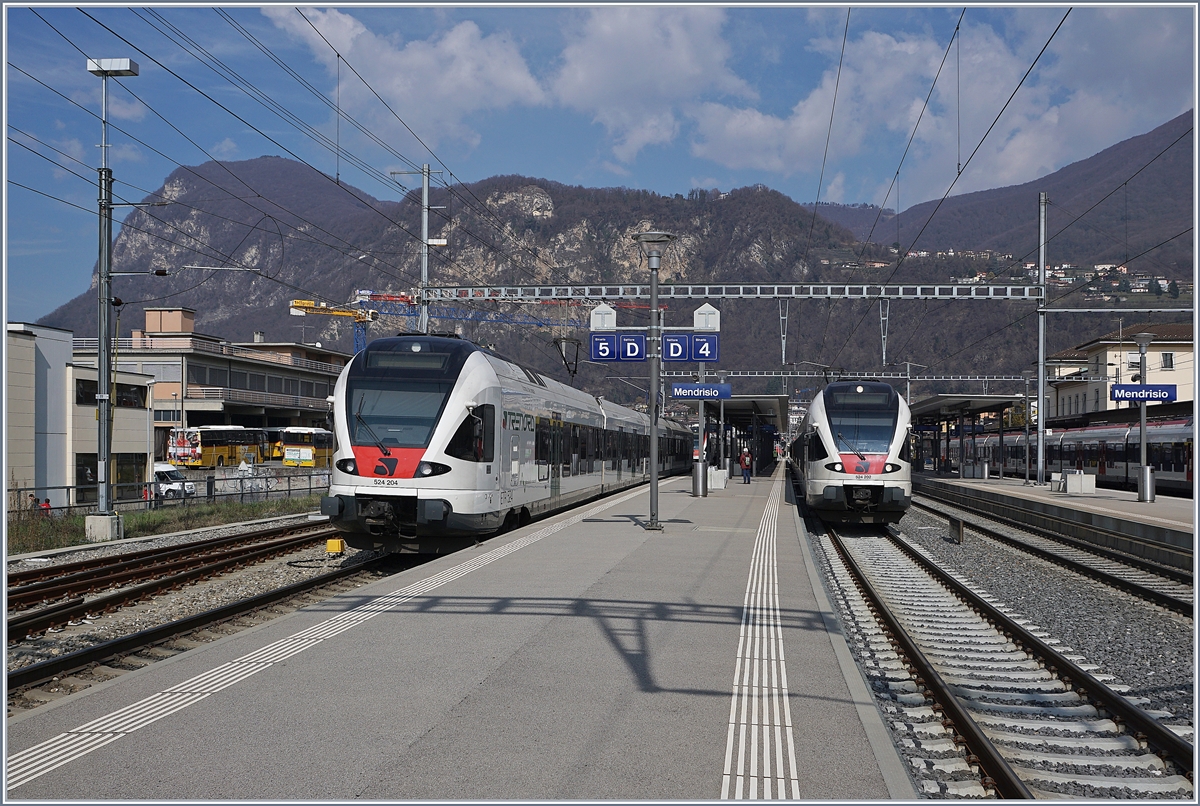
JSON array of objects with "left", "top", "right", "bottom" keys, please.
[
  {"left": 790, "top": 381, "right": 913, "bottom": 524},
  {"left": 321, "top": 335, "right": 693, "bottom": 554}
]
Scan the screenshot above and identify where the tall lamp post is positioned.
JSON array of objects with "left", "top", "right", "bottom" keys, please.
[
  {"left": 1133, "top": 332, "right": 1155, "bottom": 502},
  {"left": 633, "top": 231, "right": 675, "bottom": 530},
  {"left": 1021, "top": 369, "right": 1033, "bottom": 485},
  {"left": 717, "top": 369, "right": 728, "bottom": 473},
  {"left": 86, "top": 57, "right": 138, "bottom": 541}
]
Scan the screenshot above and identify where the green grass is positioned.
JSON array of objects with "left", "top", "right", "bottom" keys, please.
[{"left": 7, "top": 496, "right": 322, "bottom": 556}]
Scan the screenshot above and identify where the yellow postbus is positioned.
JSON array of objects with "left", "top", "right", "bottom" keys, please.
[
  {"left": 281, "top": 427, "right": 333, "bottom": 468},
  {"left": 168, "top": 426, "right": 266, "bottom": 468}
]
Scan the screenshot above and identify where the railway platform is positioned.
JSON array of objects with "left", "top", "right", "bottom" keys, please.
[
  {"left": 912, "top": 472, "right": 1194, "bottom": 570},
  {"left": 6, "top": 469, "right": 916, "bottom": 800}
]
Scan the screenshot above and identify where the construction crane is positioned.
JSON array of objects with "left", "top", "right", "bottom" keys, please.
[
  {"left": 289, "top": 300, "right": 377, "bottom": 353},
  {"left": 353, "top": 290, "right": 587, "bottom": 330}
]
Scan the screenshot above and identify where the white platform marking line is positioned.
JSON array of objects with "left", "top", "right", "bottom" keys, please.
[
  {"left": 6, "top": 484, "right": 651, "bottom": 792},
  {"left": 721, "top": 480, "right": 793, "bottom": 800}
]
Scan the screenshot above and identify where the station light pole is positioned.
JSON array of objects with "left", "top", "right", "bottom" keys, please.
[
  {"left": 1021, "top": 369, "right": 1033, "bottom": 485},
  {"left": 633, "top": 231, "right": 675, "bottom": 530},
  {"left": 86, "top": 57, "right": 138, "bottom": 541},
  {"left": 717, "top": 369, "right": 728, "bottom": 473},
  {"left": 1134, "top": 332, "right": 1155, "bottom": 502}
]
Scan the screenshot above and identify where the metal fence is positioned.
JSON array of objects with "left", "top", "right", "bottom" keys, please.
[{"left": 9, "top": 467, "right": 330, "bottom": 521}]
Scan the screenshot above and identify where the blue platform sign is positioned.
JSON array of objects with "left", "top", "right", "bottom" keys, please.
[
  {"left": 589, "top": 333, "right": 617, "bottom": 362},
  {"left": 691, "top": 333, "right": 720, "bottom": 362},
  {"left": 671, "top": 383, "right": 732, "bottom": 399},
  {"left": 619, "top": 334, "right": 647, "bottom": 361},
  {"left": 662, "top": 334, "right": 691, "bottom": 361},
  {"left": 1111, "top": 384, "right": 1176, "bottom": 402}
]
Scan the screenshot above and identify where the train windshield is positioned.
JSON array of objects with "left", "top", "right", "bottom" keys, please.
[
  {"left": 345, "top": 337, "right": 477, "bottom": 449},
  {"left": 823, "top": 383, "right": 899, "bottom": 454}
]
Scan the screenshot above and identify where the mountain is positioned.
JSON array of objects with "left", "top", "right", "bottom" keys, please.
[
  {"left": 894, "top": 111, "right": 1193, "bottom": 276},
  {"left": 799, "top": 202, "right": 895, "bottom": 243},
  {"left": 38, "top": 113, "right": 1192, "bottom": 402}
]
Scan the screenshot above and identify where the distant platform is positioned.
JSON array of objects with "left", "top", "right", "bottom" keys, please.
[{"left": 912, "top": 473, "right": 1193, "bottom": 570}]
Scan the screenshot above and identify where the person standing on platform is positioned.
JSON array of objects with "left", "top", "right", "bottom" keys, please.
[{"left": 739, "top": 449, "right": 752, "bottom": 484}]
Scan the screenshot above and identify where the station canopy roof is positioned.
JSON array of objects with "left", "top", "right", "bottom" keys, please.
[
  {"left": 909, "top": 394, "right": 1024, "bottom": 423},
  {"left": 707, "top": 394, "right": 792, "bottom": 433}
]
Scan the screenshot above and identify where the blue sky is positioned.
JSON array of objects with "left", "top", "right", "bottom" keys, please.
[{"left": 4, "top": 4, "right": 1196, "bottom": 324}]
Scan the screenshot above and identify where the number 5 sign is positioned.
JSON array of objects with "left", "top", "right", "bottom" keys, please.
[{"left": 589, "top": 333, "right": 617, "bottom": 361}]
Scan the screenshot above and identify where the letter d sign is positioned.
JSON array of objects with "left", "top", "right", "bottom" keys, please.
[{"left": 619, "top": 334, "right": 647, "bottom": 361}]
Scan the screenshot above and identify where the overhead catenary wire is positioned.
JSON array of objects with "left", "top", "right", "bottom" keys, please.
[
  {"left": 826, "top": 8, "right": 1072, "bottom": 372},
  {"left": 887, "top": 124, "right": 1192, "bottom": 364}
]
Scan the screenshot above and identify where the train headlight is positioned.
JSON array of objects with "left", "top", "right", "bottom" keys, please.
[
  {"left": 883, "top": 463, "right": 902, "bottom": 473},
  {"left": 335, "top": 458, "right": 358, "bottom": 475},
  {"left": 824, "top": 462, "right": 844, "bottom": 473},
  {"left": 415, "top": 461, "right": 451, "bottom": 478}
]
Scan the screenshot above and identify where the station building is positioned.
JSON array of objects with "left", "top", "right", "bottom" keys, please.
[
  {"left": 71, "top": 307, "right": 350, "bottom": 457},
  {"left": 1047, "top": 322, "right": 1192, "bottom": 423},
  {"left": 6, "top": 307, "right": 349, "bottom": 509}
]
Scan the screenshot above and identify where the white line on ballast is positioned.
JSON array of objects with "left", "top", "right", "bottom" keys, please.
[
  {"left": 720, "top": 478, "right": 798, "bottom": 799},
  {"left": 6, "top": 482, "right": 655, "bottom": 792}
]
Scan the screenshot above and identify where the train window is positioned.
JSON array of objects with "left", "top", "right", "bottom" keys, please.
[
  {"left": 535, "top": 417, "right": 550, "bottom": 463},
  {"left": 806, "top": 432, "right": 828, "bottom": 462},
  {"left": 446, "top": 405, "right": 495, "bottom": 463},
  {"left": 347, "top": 380, "right": 454, "bottom": 449}
]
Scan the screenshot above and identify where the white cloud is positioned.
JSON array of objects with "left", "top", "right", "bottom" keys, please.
[
  {"left": 263, "top": 7, "right": 545, "bottom": 150},
  {"left": 210, "top": 138, "right": 239, "bottom": 160},
  {"left": 551, "top": 7, "right": 754, "bottom": 162},
  {"left": 691, "top": 8, "right": 1193, "bottom": 207}
]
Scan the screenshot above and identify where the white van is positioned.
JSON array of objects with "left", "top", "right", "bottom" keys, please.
[{"left": 154, "top": 463, "right": 196, "bottom": 498}]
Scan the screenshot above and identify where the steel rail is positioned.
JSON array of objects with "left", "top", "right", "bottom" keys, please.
[
  {"left": 826, "top": 526, "right": 1034, "bottom": 799},
  {"left": 911, "top": 499, "right": 1192, "bottom": 615},
  {"left": 886, "top": 531, "right": 1195, "bottom": 778},
  {"left": 7, "top": 530, "right": 334, "bottom": 610},
  {"left": 8, "top": 530, "right": 336, "bottom": 639},
  {"left": 8, "top": 522, "right": 327, "bottom": 588},
  {"left": 7, "top": 557, "right": 387, "bottom": 691}
]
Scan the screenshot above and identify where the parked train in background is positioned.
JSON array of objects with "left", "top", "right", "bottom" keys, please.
[
  {"left": 790, "top": 381, "right": 913, "bottom": 523},
  {"left": 321, "top": 335, "right": 694, "bottom": 554},
  {"left": 927, "top": 418, "right": 1193, "bottom": 495}
]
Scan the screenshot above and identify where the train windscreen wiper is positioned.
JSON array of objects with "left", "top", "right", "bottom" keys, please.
[
  {"left": 355, "top": 396, "right": 391, "bottom": 456},
  {"left": 836, "top": 432, "right": 866, "bottom": 461}
]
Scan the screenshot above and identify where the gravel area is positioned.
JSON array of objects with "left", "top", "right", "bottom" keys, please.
[
  {"left": 895, "top": 506, "right": 1194, "bottom": 727},
  {"left": 7, "top": 513, "right": 381, "bottom": 672}
]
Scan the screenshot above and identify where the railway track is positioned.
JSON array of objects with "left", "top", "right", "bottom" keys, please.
[
  {"left": 912, "top": 496, "right": 1194, "bottom": 616},
  {"left": 6, "top": 523, "right": 338, "bottom": 640},
  {"left": 821, "top": 522, "right": 1193, "bottom": 799},
  {"left": 6, "top": 554, "right": 403, "bottom": 715}
]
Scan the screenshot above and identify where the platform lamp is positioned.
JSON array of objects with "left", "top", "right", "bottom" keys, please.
[
  {"left": 632, "top": 231, "right": 676, "bottom": 531},
  {"left": 86, "top": 57, "right": 138, "bottom": 542},
  {"left": 1133, "top": 332, "right": 1155, "bottom": 502},
  {"left": 716, "top": 369, "right": 728, "bottom": 473},
  {"left": 1021, "top": 369, "right": 1033, "bottom": 485}
]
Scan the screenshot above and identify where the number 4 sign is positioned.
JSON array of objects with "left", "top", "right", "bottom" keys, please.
[{"left": 691, "top": 333, "right": 719, "bottom": 361}]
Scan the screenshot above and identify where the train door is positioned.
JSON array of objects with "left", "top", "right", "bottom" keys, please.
[
  {"left": 1187, "top": 440, "right": 1194, "bottom": 484},
  {"left": 509, "top": 435, "right": 520, "bottom": 487},
  {"left": 1097, "top": 441, "right": 1107, "bottom": 477}
]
